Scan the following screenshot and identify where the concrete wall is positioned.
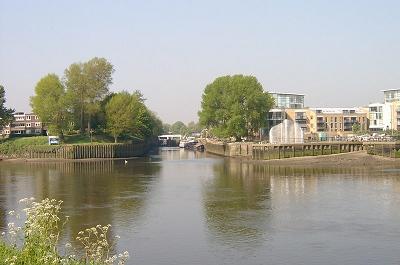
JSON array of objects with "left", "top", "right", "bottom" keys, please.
[{"left": 204, "top": 141, "right": 253, "bottom": 157}]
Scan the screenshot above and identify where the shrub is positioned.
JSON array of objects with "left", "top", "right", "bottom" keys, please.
[{"left": 0, "top": 198, "right": 129, "bottom": 265}]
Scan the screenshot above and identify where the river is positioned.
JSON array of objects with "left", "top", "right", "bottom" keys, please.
[{"left": 1, "top": 149, "right": 400, "bottom": 265}]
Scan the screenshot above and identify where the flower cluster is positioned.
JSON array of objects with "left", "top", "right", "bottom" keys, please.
[
  {"left": 0, "top": 197, "right": 130, "bottom": 265},
  {"left": 75, "top": 224, "right": 129, "bottom": 264}
]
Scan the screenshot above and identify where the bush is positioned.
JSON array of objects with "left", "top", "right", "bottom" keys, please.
[
  {"left": 0, "top": 136, "right": 48, "bottom": 156},
  {"left": 0, "top": 198, "right": 129, "bottom": 264}
]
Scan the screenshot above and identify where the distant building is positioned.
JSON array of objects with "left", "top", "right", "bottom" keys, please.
[
  {"left": 368, "top": 89, "right": 400, "bottom": 131},
  {"left": 0, "top": 112, "right": 44, "bottom": 137},
  {"left": 270, "top": 92, "right": 305, "bottom": 109},
  {"left": 383, "top": 89, "right": 400, "bottom": 103},
  {"left": 313, "top": 108, "right": 369, "bottom": 137}
]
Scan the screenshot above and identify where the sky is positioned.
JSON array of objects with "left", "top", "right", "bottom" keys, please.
[{"left": 0, "top": 0, "right": 399, "bottom": 123}]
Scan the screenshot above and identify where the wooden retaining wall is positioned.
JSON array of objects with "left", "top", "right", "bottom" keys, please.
[
  {"left": 253, "top": 142, "right": 364, "bottom": 160},
  {"left": 204, "top": 141, "right": 366, "bottom": 160},
  {"left": 21, "top": 143, "right": 148, "bottom": 160},
  {"left": 364, "top": 142, "right": 400, "bottom": 158}
]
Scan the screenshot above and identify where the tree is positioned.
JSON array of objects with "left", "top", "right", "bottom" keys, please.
[
  {"left": 170, "top": 121, "right": 188, "bottom": 135},
  {"left": 198, "top": 75, "right": 274, "bottom": 140},
  {"left": 105, "top": 91, "right": 161, "bottom": 143},
  {"left": 352, "top": 123, "right": 361, "bottom": 134},
  {"left": 0, "top": 85, "right": 14, "bottom": 127},
  {"left": 105, "top": 92, "right": 135, "bottom": 143},
  {"left": 30, "top": 74, "right": 70, "bottom": 138},
  {"left": 65, "top": 57, "right": 114, "bottom": 134}
]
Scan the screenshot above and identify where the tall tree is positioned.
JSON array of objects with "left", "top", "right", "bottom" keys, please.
[
  {"left": 105, "top": 92, "right": 135, "bottom": 143},
  {"left": 198, "top": 75, "right": 274, "bottom": 140},
  {"left": 0, "top": 85, "right": 14, "bottom": 127},
  {"left": 30, "top": 74, "right": 70, "bottom": 138},
  {"left": 105, "top": 91, "right": 163, "bottom": 143},
  {"left": 65, "top": 57, "right": 114, "bottom": 134}
]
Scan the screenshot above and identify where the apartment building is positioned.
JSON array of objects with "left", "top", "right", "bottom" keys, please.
[
  {"left": 313, "top": 108, "right": 368, "bottom": 137},
  {"left": 368, "top": 89, "right": 400, "bottom": 131},
  {"left": 270, "top": 92, "right": 305, "bottom": 109},
  {"left": 264, "top": 92, "right": 319, "bottom": 140},
  {"left": 0, "top": 112, "right": 44, "bottom": 136}
]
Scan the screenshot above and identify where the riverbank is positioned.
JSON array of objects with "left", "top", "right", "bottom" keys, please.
[{"left": 244, "top": 151, "right": 399, "bottom": 168}]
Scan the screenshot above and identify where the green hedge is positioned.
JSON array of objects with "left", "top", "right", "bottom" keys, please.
[{"left": 0, "top": 136, "right": 48, "bottom": 156}]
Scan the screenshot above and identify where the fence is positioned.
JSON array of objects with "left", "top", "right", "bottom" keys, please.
[{"left": 19, "top": 143, "right": 148, "bottom": 159}]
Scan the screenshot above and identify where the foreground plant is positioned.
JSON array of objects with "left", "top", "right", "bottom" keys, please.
[{"left": 0, "top": 198, "right": 129, "bottom": 265}]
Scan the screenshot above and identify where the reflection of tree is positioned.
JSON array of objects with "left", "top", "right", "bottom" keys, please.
[
  {"left": 203, "top": 162, "right": 400, "bottom": 249},
  {"left": 203, "top": 160, "right": 272, "bottom": 248},
  {"left": 0, "top": 159, "right": 161, "bottom": 247}
]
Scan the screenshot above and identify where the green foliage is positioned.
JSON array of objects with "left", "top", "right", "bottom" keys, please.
[
  {"left": 65, "top": 57, "right": 115, "bottom": 133},
  {"left": 63, "top": 133, "right": 114, "bottom": 144},
  {"left": 170, "top": 121, "right": 187, "bottom": 135},
  {"left": 352, "top": 123, "right": 361, "bottom": 134},
  {"left": 0, "top": 136, "right": 48, "bottom": 156},
  {"left": 30, "top": 74, "right": 71, "bottom": 137},
  {"left": 0, "top": 85, "right": 14, "bottom": 127},
  {"left": 0, "top": 198, "right": 129, "bottom": 264},
  {"left": 105, "top": 91, "right": 163, "bottom": 143},
  {"left": 198, "top": 75, "right": 274, "bottom": 140}
]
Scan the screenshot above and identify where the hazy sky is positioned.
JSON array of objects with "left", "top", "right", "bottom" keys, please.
[{"left": 0, "top": 0, "right": 399, "bottom": 123}]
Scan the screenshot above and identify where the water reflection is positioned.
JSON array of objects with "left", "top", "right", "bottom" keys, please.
[
  {"left": 0, "top": 159, "right": 161, "bottom": 245},
  {"left": 1, "top": 152, "right": 400, "bottom": 265},
  {"left": 203, "top": 160, "right": 272, "bottom": 249},
  {"left": 203, "top": 160, "right": 400, "bottom": 250}
]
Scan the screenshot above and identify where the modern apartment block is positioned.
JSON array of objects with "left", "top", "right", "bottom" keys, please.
[
  {"left": 368, "top": 89, "right": 400, "bottom": 131},
  {"left": 313, "top": 108, "right": 369, "bottom": 137},
  {"left": 270, "top": 92, "right": 305, "bottom": 109},
  {"left": 265, "top": 92, "right": 317, "bottom": 140},
  {"left": 0, "top": 112, "right": 44, "bottom": 136}
]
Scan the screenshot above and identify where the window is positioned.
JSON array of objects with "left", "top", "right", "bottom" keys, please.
[
  {"left": 35, "top": 122, "right": 41, "bottom": 127},
  {"left": 26, "top": 123, "right": 31, "bottom": 127}
]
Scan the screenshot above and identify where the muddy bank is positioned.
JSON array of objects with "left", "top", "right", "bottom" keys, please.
[{"left": 243, "top": 151, "right": 399, "bottom": 168}]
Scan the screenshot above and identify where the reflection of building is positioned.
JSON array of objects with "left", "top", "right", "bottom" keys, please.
[
  {"left": 312, "top": 108, "right": 368, "bottom": 137},
  {"left": 0, "top": 112, "right": 44, "bottom": 136}
]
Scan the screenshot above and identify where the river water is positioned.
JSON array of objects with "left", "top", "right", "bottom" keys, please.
[{"left": 1, "top": 149, "right": 400, "bottom": 265}]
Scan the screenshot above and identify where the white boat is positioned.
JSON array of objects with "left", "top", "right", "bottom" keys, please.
[{"left": 179, "top": 137, "right": 196, "bottom": 148}]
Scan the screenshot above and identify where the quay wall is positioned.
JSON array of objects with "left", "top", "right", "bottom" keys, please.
[
  {"left": 204, "top": 140, "right": 376, "bottom": 160},
  {"left": 364, "top": 142, "right": 400, "bottom": 158},
  {"left": 204, "top": 141, "right": 253, "bottom": 157},
  {"left": 7, "top": 142, "right": 149, "bottom": 160}
]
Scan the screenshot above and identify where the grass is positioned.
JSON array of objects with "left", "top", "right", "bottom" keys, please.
[
  {"left": 63, "top": 133, "right": 115, "bottom": 144},
  {"left": 0, "top": 134, "right": 115, "bottom": 156},
  {"left": 0, "top": 136, "right": 48, "bottom": 156}
]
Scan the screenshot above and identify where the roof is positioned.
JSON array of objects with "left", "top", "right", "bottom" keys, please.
[
  {"left": 312, "top": 107, "right": 367, "bottom": 114},
  {"left": 381, "top": 88, "right": 400, "bottom": 92},
  {"left": 270, "top": 92, "right": 305, "bottom": 96}
]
